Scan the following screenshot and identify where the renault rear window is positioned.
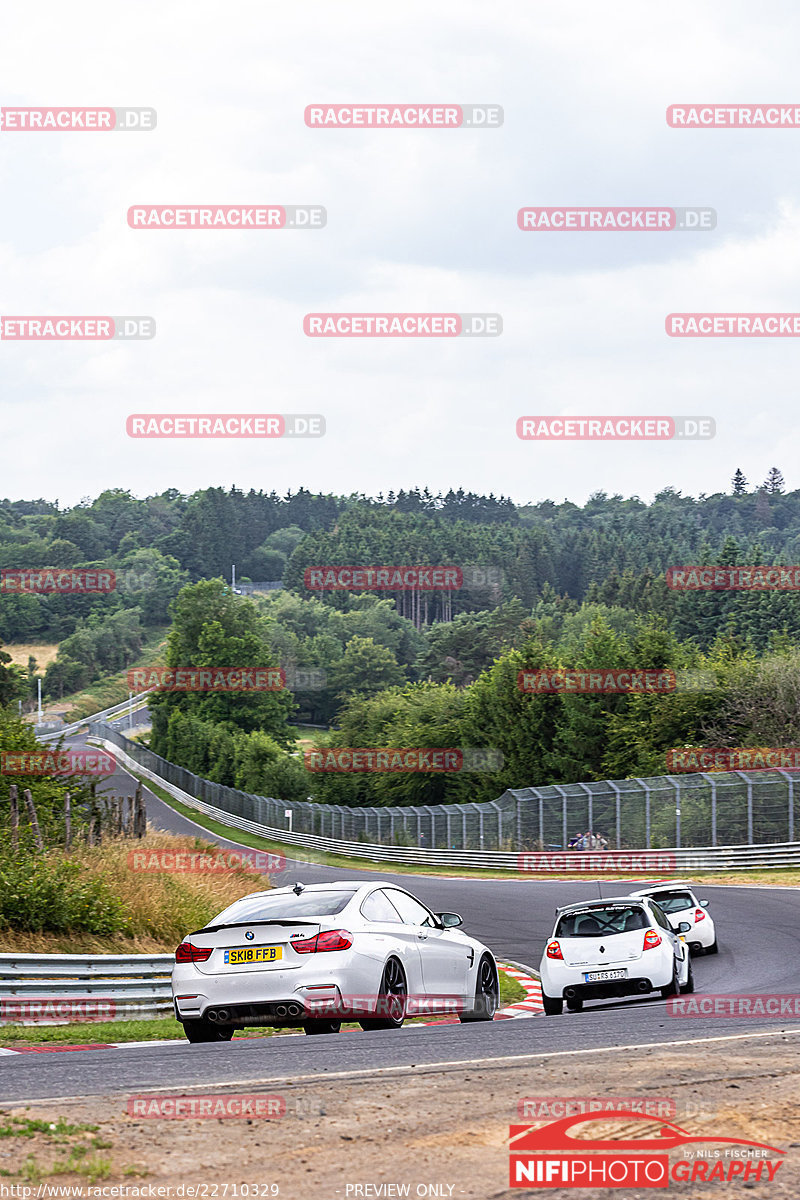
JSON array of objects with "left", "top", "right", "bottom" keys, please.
[
  {"left": 647, "top": 891, "right": 694, "bottom": 914},
  {"left": 555, "top": 906, "right": 649, "bottom": 937}
]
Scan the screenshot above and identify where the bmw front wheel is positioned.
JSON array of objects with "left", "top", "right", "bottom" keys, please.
[{"left": 459, "top": 955, "right": 499, "bottom": 1022}]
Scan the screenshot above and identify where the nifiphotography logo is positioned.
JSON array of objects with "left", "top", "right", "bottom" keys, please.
[{"left": 509, "top": 1110, "right": 785, "bottom": 1188}]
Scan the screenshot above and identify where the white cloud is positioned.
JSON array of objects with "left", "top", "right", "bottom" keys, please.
[{"left": 1, "top": 0, "right": 799, "bottom": 504}]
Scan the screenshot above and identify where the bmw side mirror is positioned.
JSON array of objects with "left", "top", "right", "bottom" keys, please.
[
  {"left": 437, "top": 912, "right": 463, "bottom": 928},
  {"left": 677, "top": 921, "right": 691, "bottom": 933}
]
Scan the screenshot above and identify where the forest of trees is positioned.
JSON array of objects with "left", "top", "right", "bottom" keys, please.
[{"left": 4, "top": 471, "right": 800, "bottom": 818}]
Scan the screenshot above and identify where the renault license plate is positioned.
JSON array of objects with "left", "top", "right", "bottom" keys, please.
[{"left": 584, "top": 968, "right": 626, "bottom": 982}]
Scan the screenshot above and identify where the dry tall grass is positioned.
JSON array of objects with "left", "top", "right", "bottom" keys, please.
[
  {"left": 0, "top": 830, "right": 273, "bottom": 954},
  {"left": 3, "top": 643, "right": 60, "bottom": 668}
]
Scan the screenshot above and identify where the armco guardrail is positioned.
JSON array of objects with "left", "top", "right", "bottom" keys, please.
[
  {"left": 0, "top": 953, "right": 174, "bottom": 1024},
  {"left": 37, "top": 692, "right": 153, "bottom": 743},
  {"left": 92, "top": 728, "right": 800, "bottom": 871}
]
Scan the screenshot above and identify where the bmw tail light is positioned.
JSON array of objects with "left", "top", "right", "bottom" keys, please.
[
  {"left": 643, "top": 929, "right": 662, "bottom": 950},
  {"left": 291, "top": 929, "right": 353, "bottom": 954},
  {"left": 175, "top": 942, "right": 213, "bottom": 963},
  {"left": 546, "top": 940, "right": 563, "bottom": 960},
  {"left": 694, "top": 908, "right": 706, "bottom": 922}
]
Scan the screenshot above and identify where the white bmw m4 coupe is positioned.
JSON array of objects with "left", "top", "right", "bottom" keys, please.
[{"left": 172, "top": 880, "right": 499, "bottom": 1041}]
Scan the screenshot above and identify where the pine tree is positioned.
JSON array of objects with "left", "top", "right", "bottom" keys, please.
[
  {"left": 732, "top": 468, "right": 748, "bottom": 496},
  {"left": 763, "top": 467, "right": 785, "bottom": 495}
]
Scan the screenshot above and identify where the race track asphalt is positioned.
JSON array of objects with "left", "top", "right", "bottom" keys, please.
[{"left": 5, "top": 732, "right": 797, "bottom": 1102}]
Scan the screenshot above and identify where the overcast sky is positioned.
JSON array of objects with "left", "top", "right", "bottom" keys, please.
[{"left": 2, "top": 0, "right": 800, "bottom": 508}]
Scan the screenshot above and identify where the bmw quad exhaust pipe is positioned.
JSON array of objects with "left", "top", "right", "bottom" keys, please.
[
  {"left": 275, "top": 1003, "right": 303, "bottom": 1019},
  {"left": 208, "top": 1008, "right": 230, "bottom": 1023}
]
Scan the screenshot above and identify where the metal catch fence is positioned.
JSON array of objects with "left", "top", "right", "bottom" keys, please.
[{"left": 91, "top": 723, "right": 800, "bottom": 854}]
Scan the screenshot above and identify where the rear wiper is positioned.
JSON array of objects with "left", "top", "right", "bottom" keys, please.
[{"left": 189, "top": 919, "right": 321, "bottom": 936}]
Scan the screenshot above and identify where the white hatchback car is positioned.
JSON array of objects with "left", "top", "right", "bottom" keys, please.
[
  {"left": 172, "top": 880, "right": 499, "bottom": 1042},
  {"left": 629, "top": 882, "right": 718, "bottom": 955},
  {"left": 539, "top": 896, "right": 693, "bottom": 1014}
]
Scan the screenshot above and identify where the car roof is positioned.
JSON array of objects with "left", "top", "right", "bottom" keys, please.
[
  {"left": 248, "top": 880, "right": 410, "bottom": 898},
  {"left": 555, "top": 896, "right": 651, "bottom": 915},
  {"left": 629, "top": 882, "right": 697, "bottom": 897}
]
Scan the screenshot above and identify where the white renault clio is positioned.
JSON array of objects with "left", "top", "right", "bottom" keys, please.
[
  {"left": 539, "top": 896, "right": 693, "bottom": 1014},
  {"left": 629, "top": 882, "right": 718, "bottom": 955},
  {"left": 172, "top": 880, "right": 499, "bottom": 1041}
]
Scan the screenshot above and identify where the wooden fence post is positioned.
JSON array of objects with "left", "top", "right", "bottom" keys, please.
[
  {"left": 23, "top": 789, "right": 45, "bottom": 851},
  {"left": 64, "top": 791, "right": 72, "bottom": 852},
  {"left": 9, "top": 785, "right": 18, "bottom": 854},
  {"left": 134, "top": 783, "right": 146, "bottom": 837}
]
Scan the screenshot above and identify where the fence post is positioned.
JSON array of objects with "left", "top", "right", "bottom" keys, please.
[
  {"left": 23, "top": 789, "right": 45, "bottom": 851},
  {"left": 778, "top": 771, "right": 796, "bottom": 842},
  {"left": 734, "top": 771, "right": 754, "bottom": 844},
  {"left": 664, "top": 776, "right": 682, "bottom": 848},
  {"left": 9, "top": 784, "right": 18, "bottom": 854},
  {"left": 634, "top": 779, "right": 652, "bottom": 848},
  {"left": 699, "top": 773, "right": 717, "bottom": 845},
  {"left": 607, "top": 780, "right": 621, "bottom": 849},
  {"left": 64, "top": 792, "right": 72, "bottom": 852},
  {"left": 516, "top": 794, "right": 522, "bottom": 851},
  {"left": 489, "top": 799, "right": 502, "bottom": 851}
]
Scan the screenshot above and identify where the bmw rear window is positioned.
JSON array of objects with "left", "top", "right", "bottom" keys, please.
[
  {"left": 555, "top": 906, "right": 649, "bottom": 937},
  {"left": 209, "top": 889, "right": 357, "bottom": 926}
]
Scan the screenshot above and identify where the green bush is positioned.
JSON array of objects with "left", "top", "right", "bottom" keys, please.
[{"left": 0, "top": 853, "right": 131, "bottom": 935}]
